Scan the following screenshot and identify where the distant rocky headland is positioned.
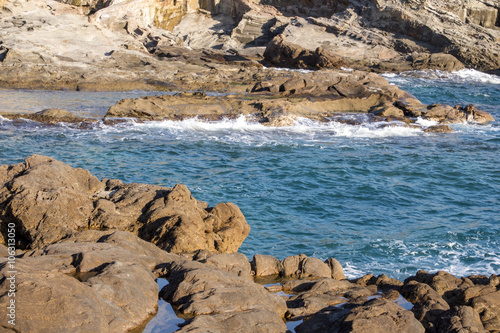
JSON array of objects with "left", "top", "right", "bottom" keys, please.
[
  {"left": 0, "top": 0, "right": 498, "bottom": 132},
  {"left": 0, "top": 0, "right": 499, "bottom": 92},
  {"left": 0, "top": 155, "right": 499, "bottom": 332}
]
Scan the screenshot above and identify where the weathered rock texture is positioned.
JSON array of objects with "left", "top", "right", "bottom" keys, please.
[
  {"left": 0, "top": 0, "right": 499, "bottom": 92},
  {"left": 295, "top": 298, "right": 425, "bottom": 333},
  {"left": 1, "top": 155, "right": 500, "bottom": 332},
  {"left": 104, "top": 70, "right": 494, "bottom": 127},
  {"left": 0, "top": 230, "right": 179, "bottom": 332},
  {"left": 0, "top": 155, "right": 250, "bottom": 253}
]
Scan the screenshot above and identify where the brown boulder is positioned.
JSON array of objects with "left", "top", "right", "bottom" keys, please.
[
  {"left": 411, "top": 53, "right": 465, "bottom": 72},
  {"left": 0, "top": 154, "right": 104, "bottom": 248},
  {"left": 286, "top": 278, "right": 371, "bottom": 320},
  {"left": 400, "top": 280, "right": 450, "bottom": 331},
  {"left": 24, "top": 231, "right": 180, "bottom": 271},
  {"left": 471, "top": 290, "right": 500, "bottom": 332},
  {"left": 435, "top": 306, "right": 486, "bottom": 333},
  {"left": 177, "top": 309, "right": 287, "bottom": 333},
  {"left": 252, "top": 254, "right": 282, "bottom": 277},
  {"left": 325, "top": 258, "right": 347, "bottom": 280},
  {"left": 424, "top": 125, "right": 454, "bottom": 133},
  {"left": 295, "top": 298, "right": 425, "bottom": 333},
  {"left": 405, "top": 270, "right": 474, "bottom": 303},
  {"left": 84, "top": 261, "right": 159, "bottom": 327},
  {"left": 0, "top": 239, "right": 161, "bottom": 332},
  {"left": 0, "top": 155, "right": 250, "bottom": 254},
  {"left": 203, "top": 252, "right": 253, "bottom": 280},
  {"left": 280, "top": 254, "right": 345, "bottom": 279},
  {"left": 280, "top": 254, "right": 343, "bottom": 278},
  {"left": 161, "top": 260, "right": 287, "bottom": 317},
  {"left": 313, "top": 47, "right": 348, "bottom": 69},
  {"left": 264, "top": 35, "right": 346, "bottom": 70}
]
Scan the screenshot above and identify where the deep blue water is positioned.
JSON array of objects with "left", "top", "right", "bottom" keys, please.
[{"left": 0, "top": 69, "right": 498, "bottom": 280}]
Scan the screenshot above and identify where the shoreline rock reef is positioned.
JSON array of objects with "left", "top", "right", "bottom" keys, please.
[
  {"left": 0, "top": 68, "right": 495, "bottom": 132},
  {"left": 0, "top": 0, "right": 497, "bottom": 133},
  {"left": 1, "top": 155, "right": 499, "bottom": 332}
]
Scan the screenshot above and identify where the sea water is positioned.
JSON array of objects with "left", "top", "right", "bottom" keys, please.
[{"left": 0, "top": 69, "right": 498, "bottom": 280}]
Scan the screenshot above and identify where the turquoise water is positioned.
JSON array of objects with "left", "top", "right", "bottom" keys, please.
[{"left": 0, "top": 69, "right": 498, "bottom": 280}]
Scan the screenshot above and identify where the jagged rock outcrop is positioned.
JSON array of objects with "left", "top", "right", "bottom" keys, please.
[
  {"left": 401, "top": 270, "right": 500, "bottom": 332},
  {"left": 295, "top": 298, "right": 425, "bottom": 333},
  {"left": 0, "top": 155, "right": 250, "bottom": 253},
  {"left": 264, "top": 35, "right": 347, "bottom": 69},
  {"left": 1, "top": 0, "right": 499, "bottom": 93},
  {"left": 104, "top": 69, "right": 494, "bottom": 127}
]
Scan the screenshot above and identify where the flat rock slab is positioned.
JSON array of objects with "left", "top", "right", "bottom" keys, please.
[{"left": 105, "top": 70, "right": 494, "bottom": 126}]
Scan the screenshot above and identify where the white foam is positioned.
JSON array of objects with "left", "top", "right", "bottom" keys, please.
[
  {"left": 0, "top": 115, "right": 10, "bottom": 122},
  {"left": 450, "top": 69, "right": 500, "bottom": 85},
  {"left": 343, "top": 262, "right": 365, "bottom": 279},
  {"left": 130, "top": 115, "right": 423, "bottom": 139},
  {"left": 382, "top": 69, "right": 500, "bottom": 85},
  {"left": 263, "top": 66, "right": 315, "bottom": 74},
  {"left": 415, "top": 117, "right": 439, "bottom": 127},
  {"left": 133, "top": 115, "right": 271, "bottom": 132}
]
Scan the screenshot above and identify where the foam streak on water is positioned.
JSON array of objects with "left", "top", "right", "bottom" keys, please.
[{"left": 0, "top": 72, "right": 499, "bottom": 280}]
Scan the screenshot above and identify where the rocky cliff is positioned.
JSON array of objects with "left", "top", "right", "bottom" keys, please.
[{"left": 0, "top": 0, "right": 498, "bottom": 91}]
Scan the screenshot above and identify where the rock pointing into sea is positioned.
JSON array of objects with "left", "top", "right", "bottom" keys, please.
[
  {"left": 0, "top": 154, "right": 250, "bottom": 253},
  {"left": 105, "top": 69, "right": 494, "bottom": 127}
]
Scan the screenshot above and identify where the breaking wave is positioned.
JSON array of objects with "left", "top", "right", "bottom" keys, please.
[{"left": 382, "top": 68, "right": 500, "bottom": 85}]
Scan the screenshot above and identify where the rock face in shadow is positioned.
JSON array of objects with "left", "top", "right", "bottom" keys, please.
[
  {"left": 400, "top": 270, "right": 499, "bottom": 333},
  {"left": 264, "top": 35, "right": 347, "bottom": 70},
  {"left": 295, "top": 298, "right": 425, "bottom": 333},
  {"left": 0, "top": 155, "right": 250, "bottom": 253},
  {"left": 435, "top": 306, "right": 487, "bottom": 333}
]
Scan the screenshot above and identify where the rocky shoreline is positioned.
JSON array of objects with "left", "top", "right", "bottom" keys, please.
[
  {"left": 0, "top": 155, "right": 499, "bottom": 332},
  {"left": 0, "top": 0, "right": 499, "bottom": 330},
  {"left": 0, "top": 68, "right": 495, "bottom": 133},
  {"left": 1, "top": 0, "right": 497, "bottom": 133}
]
